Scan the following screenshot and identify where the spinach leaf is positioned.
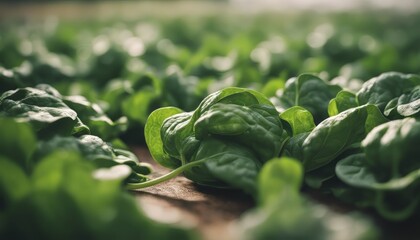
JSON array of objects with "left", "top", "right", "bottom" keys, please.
[
  {"left": 63, "top": 95, "right": 128, "bottom": 141},
  {"left": 145, "top": 106, "right": 184, "bottom": 168},
  {"left": 35, "top": 135, "right": 151, "bottom": 183},
  {"left": 282, "top": 132, "right": 309, "bottom": 161},
  {"left": 191, "top": 139, "right": 261, "bottom": 194},
  {"left": 356, "top": 72, "right": 420, "bottom": 111},
  {"left": 328, "top": 90, "right": 358, "bottom": 116},
  {"left": 275, "top": 74, "right": 341, "bottom": 123},
  {"left": 337, "top": 153, "right": 420, "bottom": 191},
  {"left": 384, "top": 86, "right": 420, "bottom": 119},
  {"left": 302, "top": 104, "right": 388, "bottom": 172},
  {"left": 335, "top": 118, "right": 420, "bottom": 220},
  {"left": 336, "top": 154, "right": 420, "bottom": 221},
  {"left": 362, "top": 118, "right": 420, "bottom": 181},
  {"left": 279, "top": 106, "right": 315, "bottom": 136},
  {"left": 0, "top": 87, "right": 89, "bottom": 138}
]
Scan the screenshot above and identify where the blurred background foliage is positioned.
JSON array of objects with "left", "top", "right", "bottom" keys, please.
[{"left": 1, "top": 0, "right": 419, "bottom": 143}]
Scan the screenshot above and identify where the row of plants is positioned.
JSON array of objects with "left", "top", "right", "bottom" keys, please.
[{"left": 1, "top": 11, "right": 420, "bottom": 239}]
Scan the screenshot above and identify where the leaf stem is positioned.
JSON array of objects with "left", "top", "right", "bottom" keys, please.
[{"left": 125, "top": 158, "right": 207, "bottom": 190}]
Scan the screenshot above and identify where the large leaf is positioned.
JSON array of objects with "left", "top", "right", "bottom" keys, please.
[
  {"left": 302, "top": 104, "right": 387, "bottom": 172},
  {"left": 0, "top": 87, "right": 89, "bottom": 137},
  {"left": 357, "top": 72, "right": 420, "bottom": 111},
  {"left": 336, "top": 154, "right": 420, "bottom": 190},
  {"left": 362, "top": 118, "right": 420, "bottom": 180},
  {"left": 384, "top": 86, "right": 420, "bottom": 118}
]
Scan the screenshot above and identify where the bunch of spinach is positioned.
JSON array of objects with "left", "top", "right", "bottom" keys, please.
[
  {"left": 132, "top": 87, "right": 287, "bottom": 196},
  {"left": 0, "top": 119, "right": 197, "bottom": 240},
  {"left": 0, "top": 85, "right": 150, "bottom": 183},
  {"left": 330, "top": 73, "right": 420, "bottom": 220},
  {"left": 140, "top": 71, "right": 420, "bottom": 223},
  {"left": 280, "top": 72, "right": 420, "bottom": 221}
]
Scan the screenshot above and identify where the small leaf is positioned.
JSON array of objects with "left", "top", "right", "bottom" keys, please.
[
  {"left": 145, "top": 107, "right": 183, "bottom": 169},
  {"left": 280, "top": 106, "right": 315, "bottom": 136}
]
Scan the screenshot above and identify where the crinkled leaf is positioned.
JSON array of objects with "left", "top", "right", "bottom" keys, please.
[
  {"left": 384, "top": 86, "right": 420, "bottom": 118},
  {"left": 192, "top": 139, "right": 261, "bottom": 195},
  {"left": 357, "top": 72, "right": 420, "bottom": 111},
  {"left": 0, "top": 87, "right": 89, "bottom": 137}
]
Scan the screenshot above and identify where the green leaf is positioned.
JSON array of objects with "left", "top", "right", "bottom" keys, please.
[
  {"left": 384, "top": 86, "right": 420, "bottom": 118},
  {"left": 258, "top": 157, "right": 303, "bottom": 206},
  {"left": 195, "top": 139, "right": 261, "bottom": 195},
  {"left": 357, "top": 72, "right": 420, "bottom": 111},
  {"left": 276, "top": 74, "right": 342, "bottom": 123},
  {"left": 328, "top": 90, "right": 358, "bottom": 116},
  {"left": 302, "top": 104, "right": 388, "bottom": 172},
  {"left": 336, "top": 153, "right": 420, "bottom": 221},
  {"left": 362, "top": 118, "right": 420, "bottom": 180},
  {"left": 63, "top": 95, "right": 127, "bottom": 141},
  {"left": 279, "top": 106, "right": 315, "bottom": 136},
  {"left": 4, "top": 150, "right": 196, "bottom": 240},
  {"left": 145, "top": 107, "right": 184, "bottom": 169},
  {"left": 282, "top": 132, "right": 309, "bottom": 161},
  {"left": 336, "top": 153, "right": 420, "bottom": 190},
  {"left": 0, "top": 87, "right": 87, "bottom": 137},
  {"left": 194, "top": 104, "right": 284, "bottom": 162}
]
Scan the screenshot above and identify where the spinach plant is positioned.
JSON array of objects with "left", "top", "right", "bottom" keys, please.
[
  {"left": 336, "top": 118, "right": 420, "bottom": 220},
  {"left": 0, "top": 118, "right": 197, "bottom": 240},
  {"left": 131, "top": 87, "right": 288, "bottom": 195}
]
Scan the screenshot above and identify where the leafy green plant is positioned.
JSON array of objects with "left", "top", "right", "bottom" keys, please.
[
  {"left": 336, "top": 118, "right": 420, "bottom": 220},
  {"left": 0, "top": 118, "right": 196, "bottom": 240},
  {"left": 132, "top": 87, "right": 288, "bottom": 195}
]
